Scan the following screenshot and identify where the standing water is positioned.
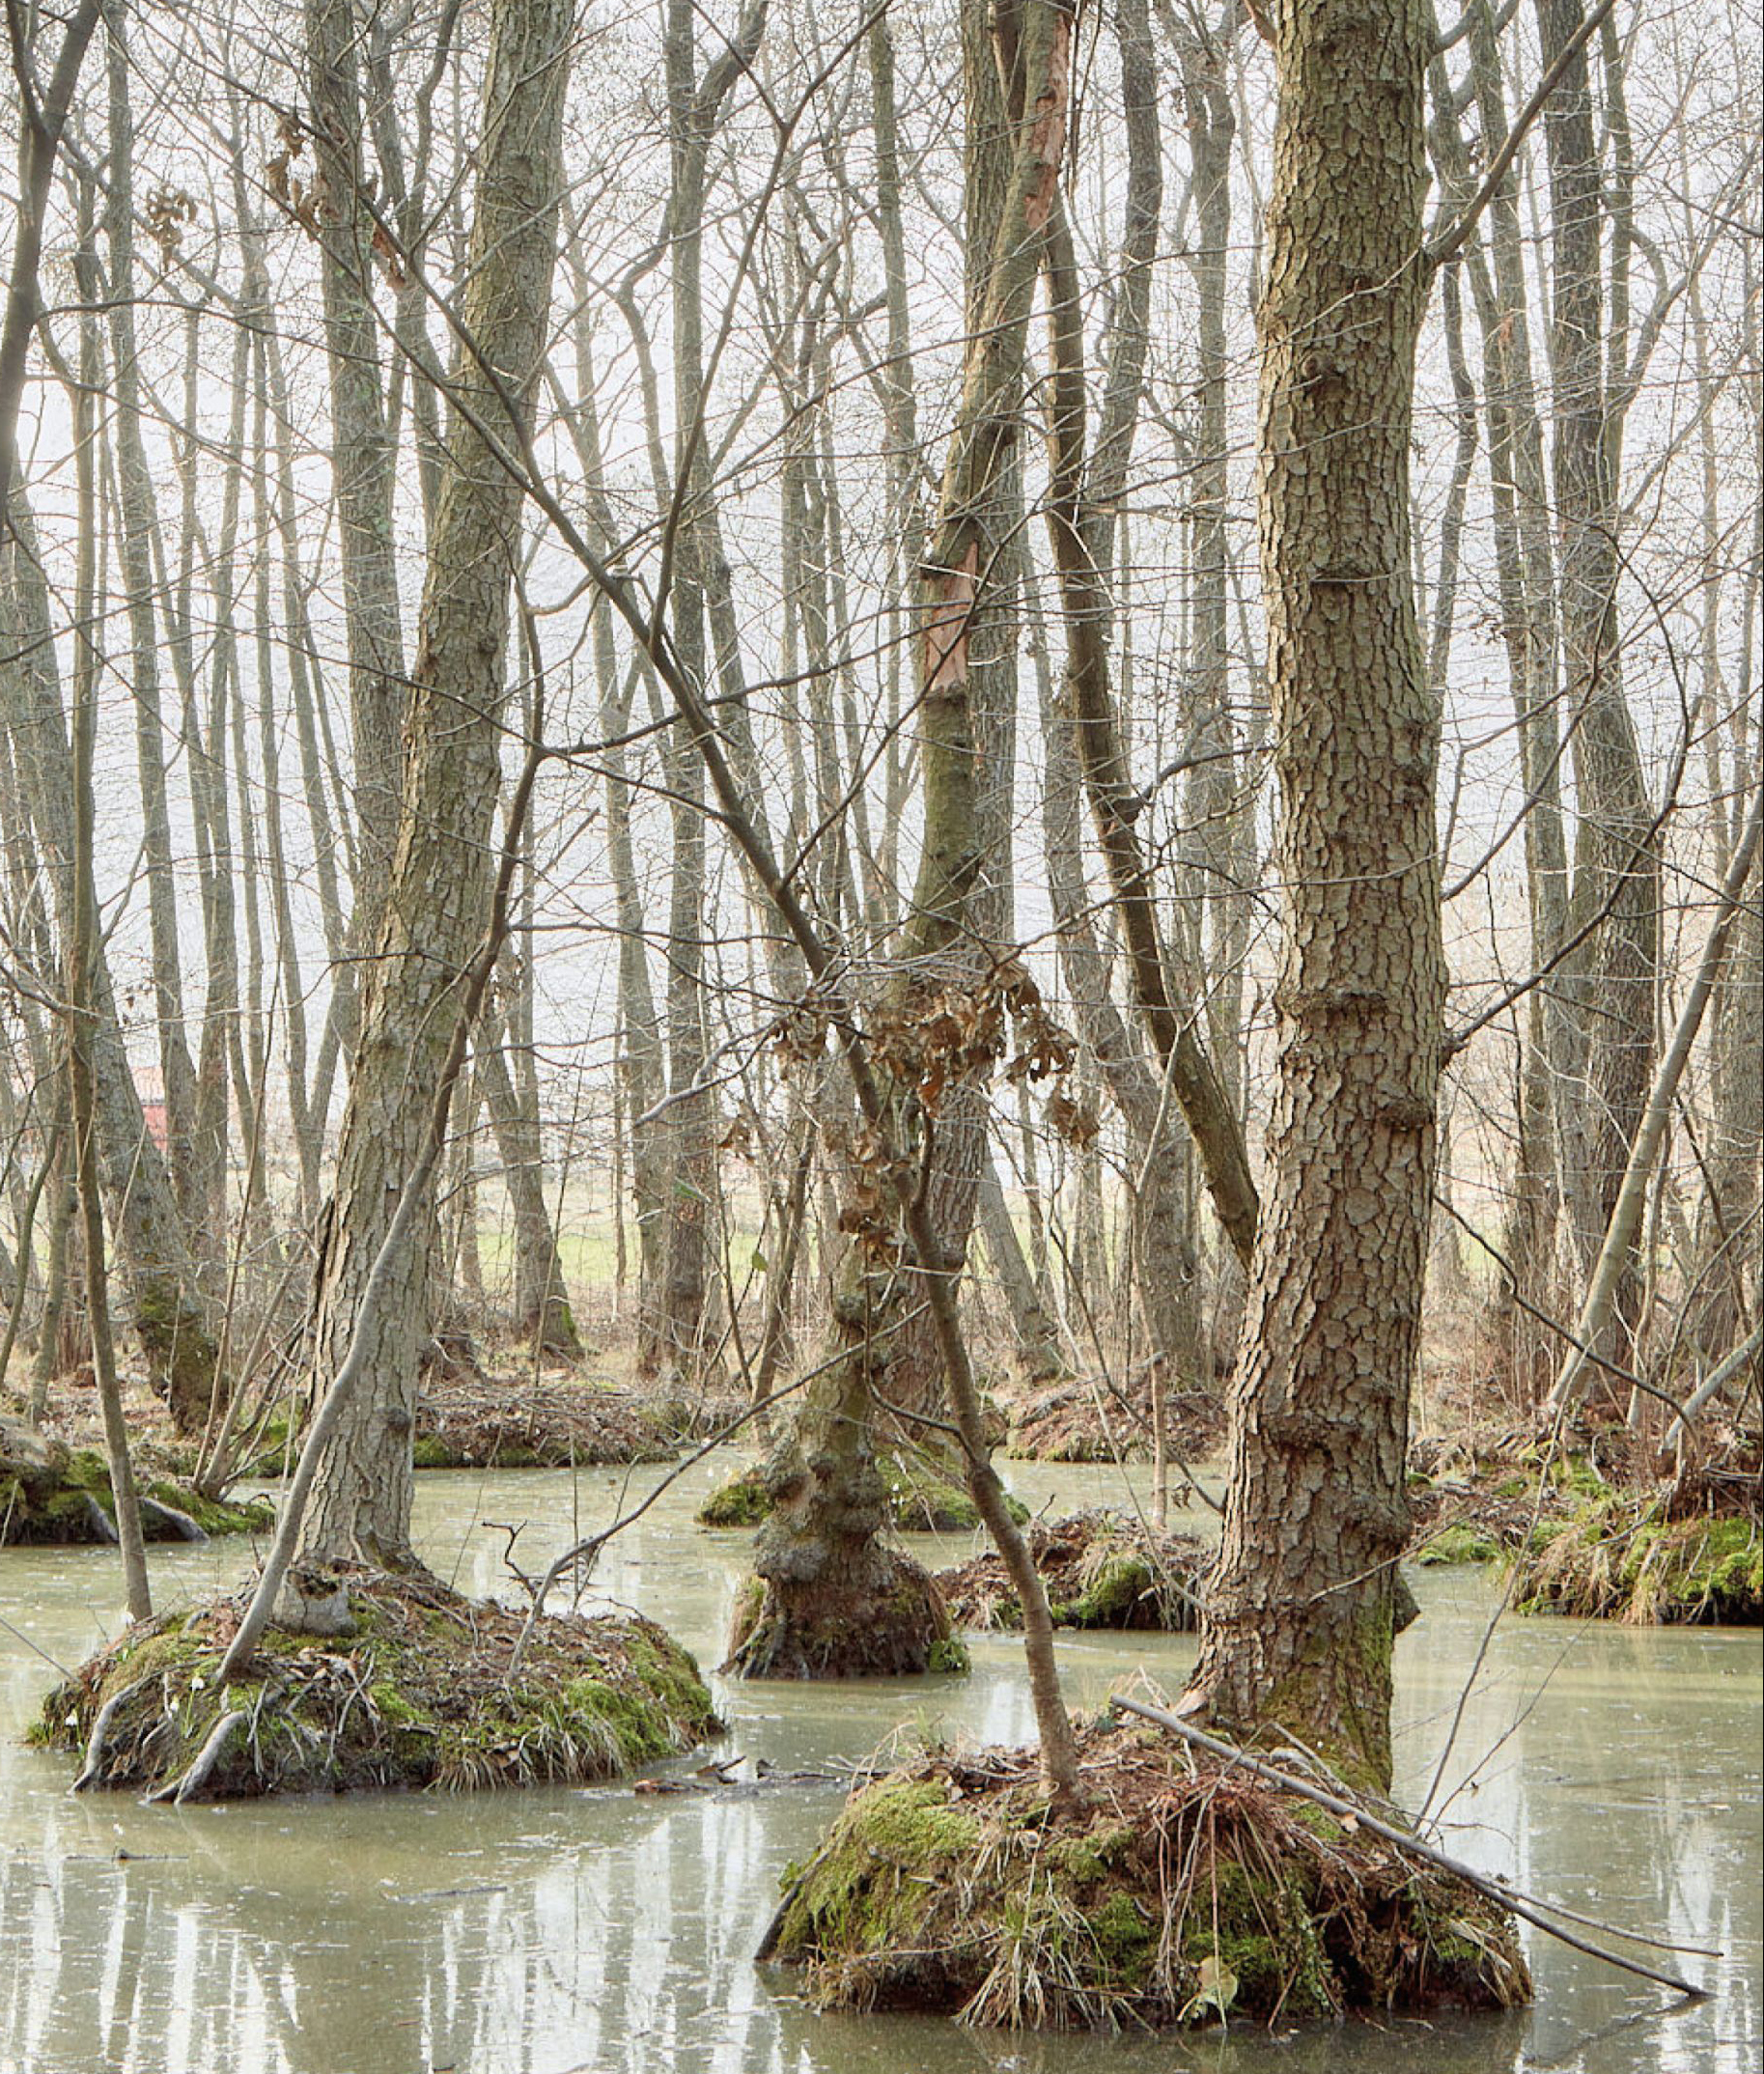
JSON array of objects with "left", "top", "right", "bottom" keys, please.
[{"left": 2, "top": 1453, "right": 1757, "bottom": 2073}]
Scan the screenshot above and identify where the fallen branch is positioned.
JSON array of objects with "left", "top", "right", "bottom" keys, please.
[{"left": 1109, "top": 1694, "right": 1712, "bottom": 1998}]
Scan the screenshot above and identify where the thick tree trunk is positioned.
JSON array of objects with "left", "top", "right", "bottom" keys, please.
[
  {"left": 294, "top": 0, "right": 574, "bottom": 1570},
  {"left": 1184, "top": 0, "right": 1439, "bottom": 1796}
]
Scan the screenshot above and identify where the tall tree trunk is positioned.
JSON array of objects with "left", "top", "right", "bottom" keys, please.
[
  {"left": 1537, "top": 0, "right": 1659, "bottom": 1391},
  {"left": 732, "top": 0, "right": 1076, "bottom": 1681},
  {"left": 2, "top": 505, "right": 219, "bottom": 1428},
  {"left": 294, "top": 0, "right": 574, "bottom": 1570},
  {"left": 1184, "top": 0, "right": 1438, "bottom": 1796},
  {"left": 303, "top": 0, "right": 407, "bottom": 964}
]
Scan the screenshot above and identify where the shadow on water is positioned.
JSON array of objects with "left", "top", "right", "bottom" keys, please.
[{"left": 2, "top": 1453, "right": 1757, "bottom": 2073}]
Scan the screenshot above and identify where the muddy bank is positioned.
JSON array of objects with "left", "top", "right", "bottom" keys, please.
[
  {"left": 1, "top": 1417, "right": 272, "bottom": 1546},
  {"left": 414, "top": 1375, "right": 744, "bottom": 1470},
  {"left": 936, "top": 1509, "right": 1206, "bottom": 1632},
  {"left": 761, "top": 1717, "right": 1528, "bottom": 2027},
  {"left": 1003, "top": 1375, "right": 1223, "bottom": 1466},
  {"left": 36, "top": 1566, "right": 720, "bottom": 1798}
]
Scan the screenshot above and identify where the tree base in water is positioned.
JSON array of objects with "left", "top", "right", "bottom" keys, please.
[
  {"left": 724, "top": 1547, "right": 967, "bottom": 1679},
  {"left": 698, "top": 1450, "right": 1025, "bottom": 1535},
  {"left": 760, "top": 1719, "right": 1529, "bottom": 2028},
  {"left": 35, "top": 1568, "right": 720, "bottom": 1797},
  {"left": 1, "top": 1418, "right": 272, "bottom": 1546},
  {"left": 937, "top": 1509, "right": 1205, "bottom": 1632}
]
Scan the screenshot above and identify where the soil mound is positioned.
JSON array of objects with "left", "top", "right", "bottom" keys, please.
[
  {"left": 936, "top": 1508, "right": 1206, "bottom": 1632},
  {"left": 761, "top": 1717, "right": 1528, "bottom": 2027},
  {"left": 37, "top": 1567, "right": 720, "bottom": 1798}
]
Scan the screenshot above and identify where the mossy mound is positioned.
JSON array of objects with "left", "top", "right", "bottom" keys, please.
[
  {"left": 1512, "top": 1496, "right": 1761, "bottom": 1623},
  {"left": 698, "top": 1465, "right": 774, "bottom": 1527},
  {"left": 936, "top": 1509, "right": 1206, "bottom": 1632},
  {"left": 1, "top": 1419, "right": 273, "bottom": 1546},
  {"left": 35, "top": 1568, "right": 721, "bottom": 1798},
  {"left": 414, "top": 1376, "right": 742, "bottom": 1470},
  {"left": 761, "top": 1720, "right": 1528, "bottom": 2027},
  {"left": 698, "top": 1451, "right": 1027, "bottom": 1534},
  {"left": 1406, "top": 1453, "right": 1585, "bottom": 1564},
  {"left": 1004, "top": 1377, "right": 1223, "bottom": 1466}
]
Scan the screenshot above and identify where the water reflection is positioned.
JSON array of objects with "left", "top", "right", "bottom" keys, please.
[{"left": 1, "top": 1455, "right": 1756, "bottom": 2073}]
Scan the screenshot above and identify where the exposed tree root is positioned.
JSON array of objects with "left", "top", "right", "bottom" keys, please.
[
  {"left": 723, "top": 1548, "right": 967, "bottom": 1679},
  {"left": 936, "top": 1509, "right": 1205, "bottom": 1632},
  {"left": 36, "top": 1568, "right": 720, "bottom": 1797},
  {"left": 760, "top": 1717, "right": 1529, "bottom": 2027}
]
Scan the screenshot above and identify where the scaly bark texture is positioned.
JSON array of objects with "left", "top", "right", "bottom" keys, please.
[
  {"left": 1186, "top": 0, "right": 1440, "bottom": 1795},
  {"left": 294, "top": 0, "right": 574, "bottom": 1569}
]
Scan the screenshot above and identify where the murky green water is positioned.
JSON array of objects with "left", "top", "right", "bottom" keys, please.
[{"left": 1, "top": 1453, "right": 1757, "bottom": 2073}]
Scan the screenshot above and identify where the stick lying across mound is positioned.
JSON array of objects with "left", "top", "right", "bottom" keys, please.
[
  {"left": 37, "top": 1566, "right": 719, "bottom": 1799},
  {"left": 759, "top": 1715, "right": 1531, "bottom": 2027},
  {"left": 936, "top": 1508, "right": 1206, "bottom": 1632}
]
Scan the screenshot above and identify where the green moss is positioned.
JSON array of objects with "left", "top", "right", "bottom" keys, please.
[
  {"left": 926, "top": 1635, "right": 970, "bottom": 1674},
  {"left": 39, "top": 1582, "right": 719, "bottom": 1799},
  {"left": 880, "top": 1452, "right": 1028, "bottom": 1533},
  {"left": 1514, "top": 1498, "right": 1760, "bottom": 1624},
  {"left": 1061, "top": 1553, "right": 1153, "bottom": 1624},
  {"left": 697, "top": 1468, "right": 773, "bottom": 1527},
  {"left": 412, "top": 1435, "right": 461, "bottom": 1469},
  {"left": 1414, "top": 1524, "right": 1501, "bottom": 1567},
  {"left": 766, "top": 1727, "right": 1527, "bottom": 2029}
]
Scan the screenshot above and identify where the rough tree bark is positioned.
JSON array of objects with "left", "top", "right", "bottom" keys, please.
[
  {"left": 1182, "top": 0, "right": 1440, "bottom": 1796},
  {"left": 728, "top": 0, "right": 1077, "bottom": 1682}
]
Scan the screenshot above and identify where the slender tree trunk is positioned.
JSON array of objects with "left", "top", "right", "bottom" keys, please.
[
  {"left": 294, "top": 0, "right": 574, "bottom": 1570},
  {"left": 1537, "top": 0, "right": 1659, "bottom": 1391}
]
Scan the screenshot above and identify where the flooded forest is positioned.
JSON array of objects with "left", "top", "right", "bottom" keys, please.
[{"left": 0, "top": 0, "right": 1758, "bottom": 2066}]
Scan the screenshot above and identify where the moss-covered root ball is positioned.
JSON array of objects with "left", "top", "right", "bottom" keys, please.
[
  {"left": 761, "top": 1721, "right": 1529, "bottom": 2028},
  {"left": 35, "top": 1569, "right": 720, "bottom": 1799}
]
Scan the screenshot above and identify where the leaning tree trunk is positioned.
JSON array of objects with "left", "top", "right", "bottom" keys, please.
[
  {"left": 1183, "top": 0, "right": 1439, "bottom": 1797},
  {"left": 293, "top": 0, "right": 574, "bottom": 1571}
]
